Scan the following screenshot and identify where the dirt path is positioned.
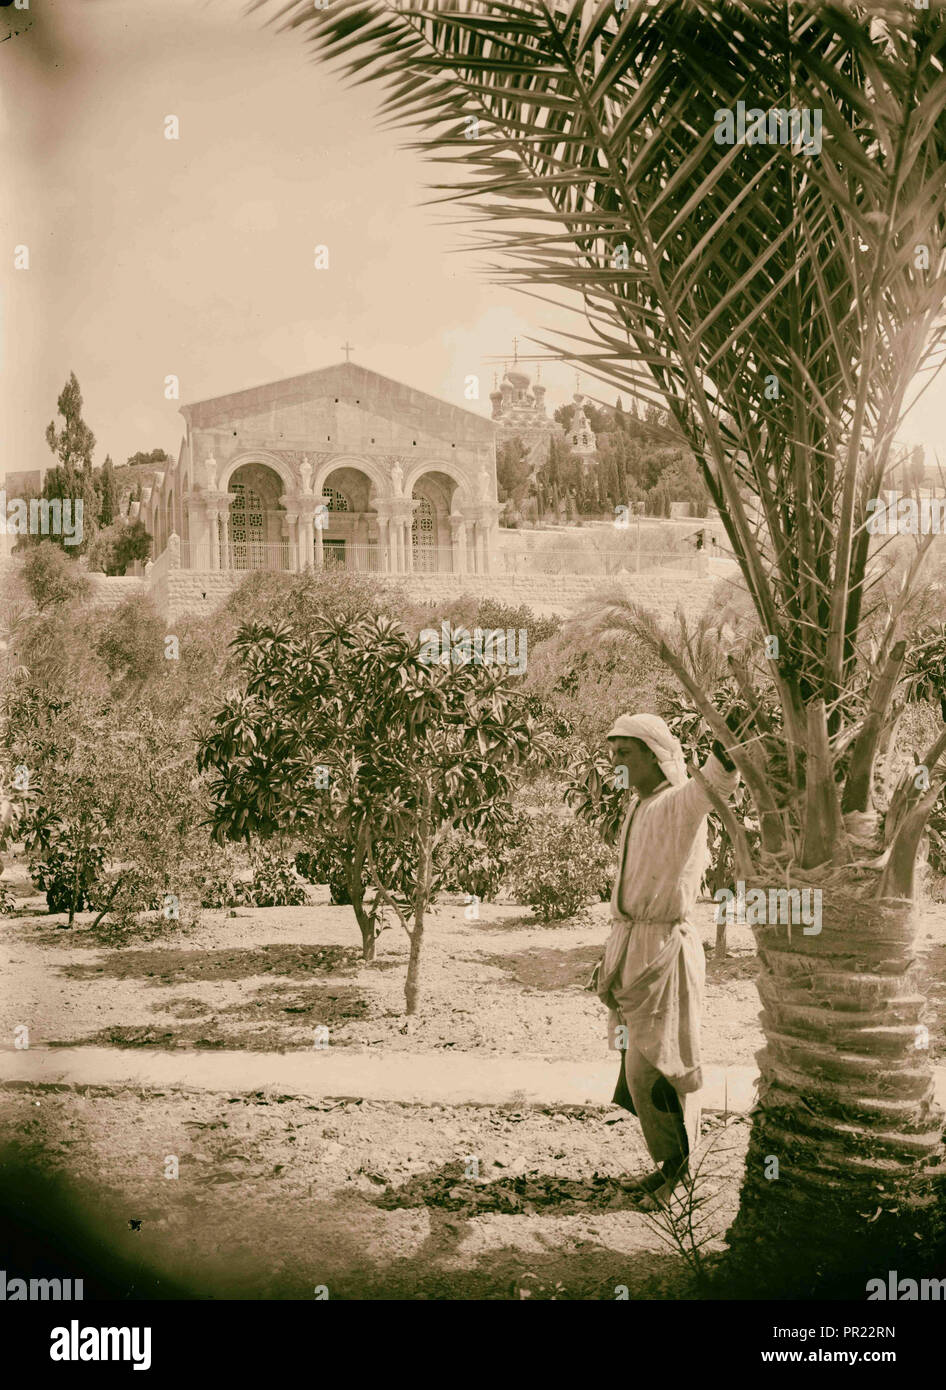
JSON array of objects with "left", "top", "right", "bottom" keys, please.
[
  {"left": 0, "top": 1084, "right": 748, "bottom": 1299},
  {"left": 0, "top": 1045, "right": 768, "bottom": 1111}
]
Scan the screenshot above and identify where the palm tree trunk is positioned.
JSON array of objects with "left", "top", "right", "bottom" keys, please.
[{"left": 726, "top": 873, "right": 944, "bottom": 1294}]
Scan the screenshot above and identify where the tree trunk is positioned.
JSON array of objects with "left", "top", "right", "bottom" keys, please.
[
  {"left": 725, "top": 873, "right": 945, "bottom": 1295},
  {"left": 404, "top": 919, "right": 424, "bottom": 1015},
  {"left": 349, "top": 837, "right": 376, "bottom": 961},
  {"left": 404, "top": 810, "right": 433, "bottom": 1015},
  {"left": 349, "top": 879, "right": 376, "bottom": 961},
  {"left": 715, "top": 912, "right": 728, "bottom": 959}
]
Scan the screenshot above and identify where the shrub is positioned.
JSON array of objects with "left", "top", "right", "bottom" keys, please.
[
  {"left": 506, "top": 813, "right": 615, "bottom": 921},
  {"left": 20, "top": 542, "right": 90, "bottom": 611},
  {"left": 435, "top": 810, "right": 529, "bottom": 901},
  {"left": 91, "top": 594, "right": 166, "bottom": 684},
  {"left": 249, "top": 849, "right": 309, "bottom": 907},
  {"left": 28, "top": 819, "right": 107, "bottom": 921},
  {"left": 86, "top": 520, "right": 152, "bottom": 576},
  {"left": 296, "top": 840, "right": 352, "bottom": 904},
  {"left": 194, "top": 844, "right": 252, "bottom": 909}
]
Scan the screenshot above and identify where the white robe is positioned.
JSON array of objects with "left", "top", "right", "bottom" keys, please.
[{"left": 597, "top": 753, "right": 738, "bottom": 1095}]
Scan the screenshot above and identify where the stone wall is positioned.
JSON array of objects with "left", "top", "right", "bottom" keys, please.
[
  {"left": 389, "top": 569, "right": 720, "bottom": 620},
  {"left": 147, "top": 564, "right": 723, "bottom": 623},
  {"left": 164, "top": 570, "right": 244, "bottom": 623},
  {"left": 84, "top": 574, "right": 146, "bottom": 608}
]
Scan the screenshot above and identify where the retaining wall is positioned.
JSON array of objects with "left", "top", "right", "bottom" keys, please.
[{"left": 152, "top": 565, "right": 723, "bottom": 624}]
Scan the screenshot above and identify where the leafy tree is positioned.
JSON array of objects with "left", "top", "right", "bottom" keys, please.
[
  {"left": 496, "top": 435, "right": 532, "bottom": 503},
  {"left": 92, "top": 594, "right": 166, "bottom": 686},
  {"left": 198, "top": 613, "right": 549, "bottom": 1010},
  {"left": 111, "top": 519, "right": 152, "bottom": 574},
  {"left": 505, "top": 812, "right": 614, "bottom": 921},
  {"left": 19, "top": 542, "right": 91, "bottom": 611},
  {"left": 125, "top": 448, "right": 172, "bottom": 469}
]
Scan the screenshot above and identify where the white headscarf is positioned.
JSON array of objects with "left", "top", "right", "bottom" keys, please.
[{"left": 605, "top": 713, "right": 688, "bottom": 787}]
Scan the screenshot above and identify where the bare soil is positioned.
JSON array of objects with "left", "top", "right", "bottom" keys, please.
[
  {"left": 0, "top": 1084, "right": 748, "bottom": 1300},
  {"left": 2, "top": 883, "right": 944, "bottom": 1299},
  {"left": 4, "top": 890, "right": 770, "bottom": 1061}
]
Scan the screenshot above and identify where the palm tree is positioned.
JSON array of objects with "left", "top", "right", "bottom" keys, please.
[{"left": 257, "top": 0, "right": 946, "bottom": 1290}]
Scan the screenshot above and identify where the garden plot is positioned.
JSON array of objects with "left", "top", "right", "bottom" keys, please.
[
  {"left": 4, "top": 898, "right": 767, "bottom": 1064},
  {"left": 0, "top": 1084, "right": 748, "bottom": 1300}
]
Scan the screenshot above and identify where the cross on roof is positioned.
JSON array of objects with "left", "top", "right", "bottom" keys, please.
[{"left": 341, "top": 340, "right": 354, "bottom": 363}]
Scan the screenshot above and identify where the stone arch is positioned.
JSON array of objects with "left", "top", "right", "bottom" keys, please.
[
  {"left": 319, "top": 463, "right": 379, "bottom": 567},
  {"left": 218, "top": 449, "right": 296, "bottom": 496},
  {"left": 314, "top": 454, "right": 389, "bottom": 499},
  {"left": 411, "top": 470, "right": 456, "bottom": 569},
  {"left": 227, "top": 462, "right": 287, "bottom": 570},
  {"left": 166, "top": 490, "right": 175, "bottom": 542},
  {"left": 403, "top": 459, "right": 473, "bottom": 504}
]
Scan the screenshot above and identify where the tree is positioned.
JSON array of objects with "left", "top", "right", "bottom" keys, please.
[
  {"left": 198, "top": 613, "right": 547, "bottom": 1011},
  {"left": 96, "top": 456, "right": 119, "bottom": 528},
  {"left": 288, "top": 0, "right": 946, "bottom": 1294},
  {"left": 125, "top": 448, "right": 171, "bottom": 469},
  {"left": 45, "top": 372, "right": 95, "bottom": 476},
  {"left": 42, "top": 373, "right": 100, "bottom": 552},
  {"left": 496, "top": 435, "right": 531, "bottom": 503},
  {"left": 538, "top": 432, "right": 579, "bottom": 516},
  {"left": 19, "top": 542, "right": 91, "bottom": 612}
]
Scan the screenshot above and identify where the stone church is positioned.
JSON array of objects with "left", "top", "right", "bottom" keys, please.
[{"left": 138, "top": 361, "right": 501, "bottom": 577}]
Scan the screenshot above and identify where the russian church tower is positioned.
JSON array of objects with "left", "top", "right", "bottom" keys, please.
[{"left": 569, "top": 389, "right": 598, "bottom": 473}]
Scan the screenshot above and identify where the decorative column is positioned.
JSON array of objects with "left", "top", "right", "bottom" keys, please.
[
  {"left": 206, "top": 506, "right": 221, "bottom": 569},
  {"left": 283, "top": 511, "right": 299, "bottom": 571},
  {"left": 376, "top": 516, "right": 390, "bottom": 572},
  {"left": 200, "top": 490, "right": 235, "bottom": 570},
  {"left": 449, "top": 514, "right": 466, "bottom": 575},
  {"left": 301, "top": 499, "right": 318, "bottom": 571}
]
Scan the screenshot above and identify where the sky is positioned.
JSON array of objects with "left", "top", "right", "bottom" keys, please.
[{"left": 1, "top": 0, "right": 943, "bottom": 478}]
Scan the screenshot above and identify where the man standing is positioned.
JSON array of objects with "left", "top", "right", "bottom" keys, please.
[{"left": 597, "top": 712, "right": 738, "bottom": 1209}]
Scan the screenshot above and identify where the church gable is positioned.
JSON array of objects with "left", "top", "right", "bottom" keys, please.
[{"left": 181, "top": 362, "right": 495, "bottom": 447}]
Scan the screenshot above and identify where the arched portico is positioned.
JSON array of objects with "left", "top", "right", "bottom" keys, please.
[
  {"left": 218, "top": 450, "right": 296, "bottom": 496},
  {"left": 408, "top": 466, "right": 492, "bottom": 575},
  {"left": 226, "top": 462, "right": 289, "bottom": 570}
]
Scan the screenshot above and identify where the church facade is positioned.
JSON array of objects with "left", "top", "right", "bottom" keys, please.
[{"left": 138, "top": 362, "right": 501, "bottom": 577}]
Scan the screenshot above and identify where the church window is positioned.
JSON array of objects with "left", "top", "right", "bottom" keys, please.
[
  {"left": 323, "top": 487, "right": 349, "bottom": 512},
  {"left": 412, "top": 496, "right": 435, "bottom": 572},
  {"left": 230, "top": 481, "right": 266, "bottom": 569}
]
